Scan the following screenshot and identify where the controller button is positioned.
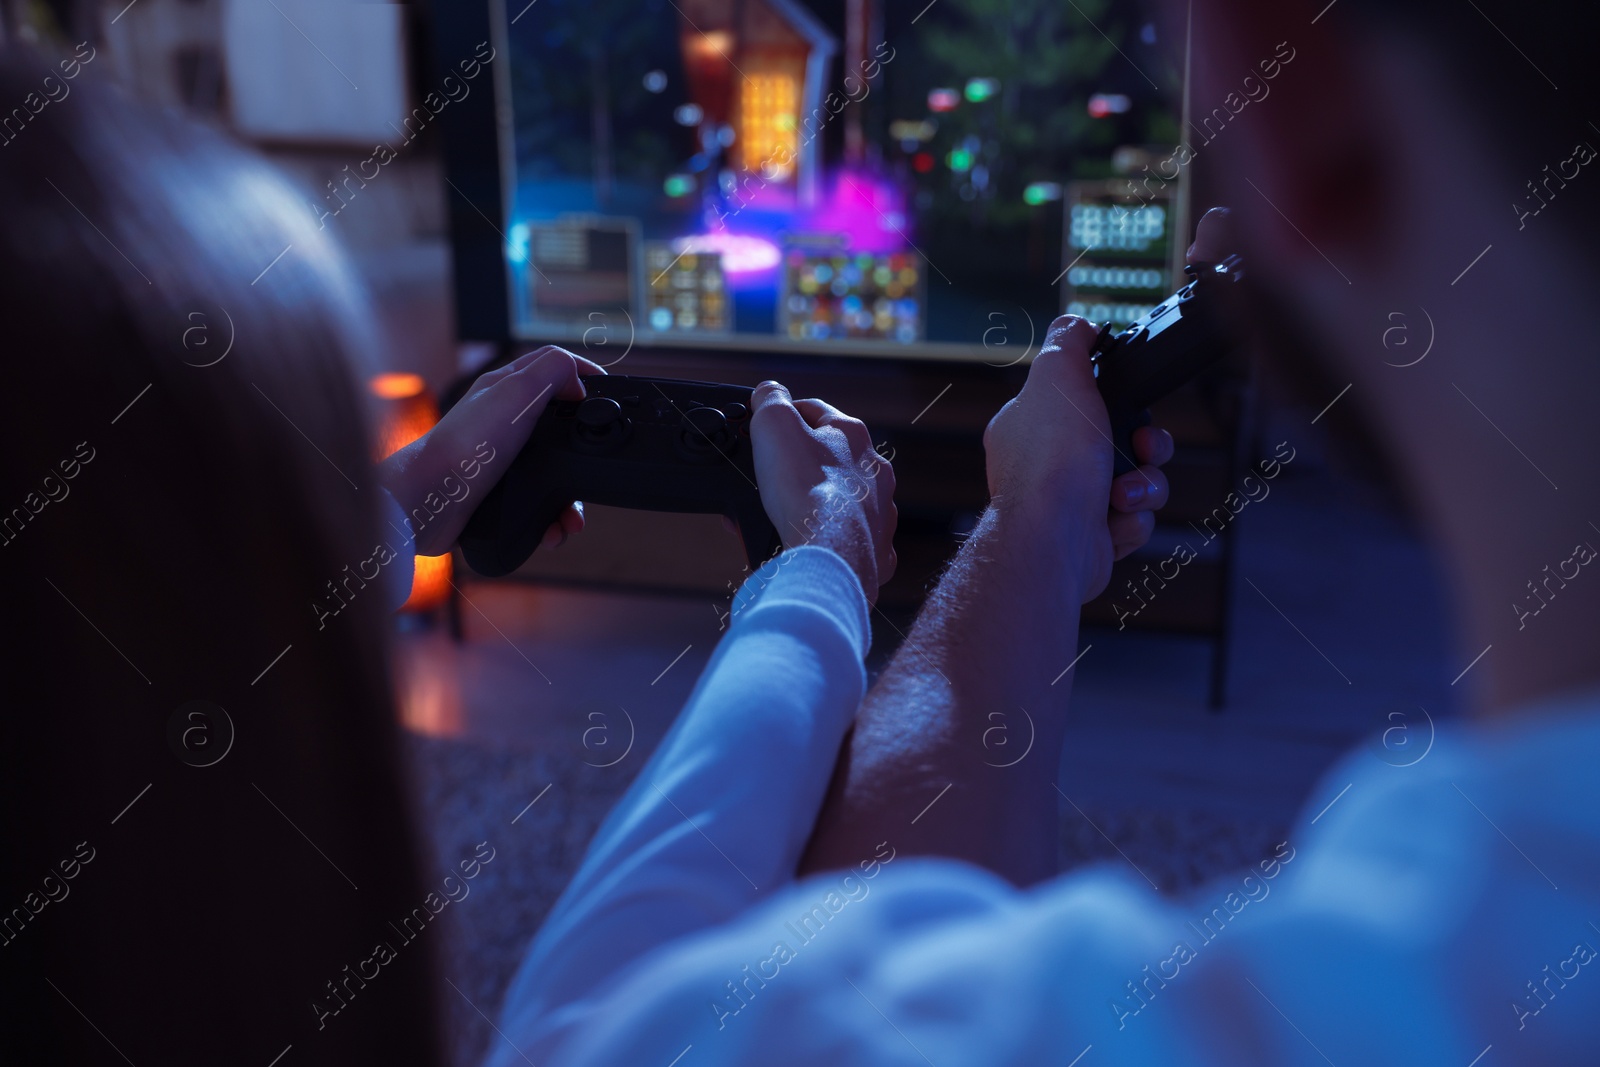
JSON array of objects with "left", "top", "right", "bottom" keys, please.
[{"left": 723, "top": 402, "right": 749, "bottom": 421}]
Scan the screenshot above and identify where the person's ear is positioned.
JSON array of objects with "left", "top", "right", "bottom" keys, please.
[{"left": 1181, "top": 0, "right": 1393, "bottom": 275}]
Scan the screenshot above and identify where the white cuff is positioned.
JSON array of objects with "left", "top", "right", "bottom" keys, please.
[{"left": 729, "top": 544, "right": 872, "bottom": 661}]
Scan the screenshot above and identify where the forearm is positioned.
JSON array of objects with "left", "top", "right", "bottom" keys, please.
[
  {"left": 800, "top": 500, "right": 1091, "bottom": 885},
  {"left": 491, "top": 548, "right": 869, "bottom": 1056}
]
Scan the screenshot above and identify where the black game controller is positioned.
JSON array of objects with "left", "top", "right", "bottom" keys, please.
[
  {"left": 1091, "top": 254, "right": 1245, "bottom": 474},
  {"left": 459, "top": 375, "right": 780, "bottom": 577}
]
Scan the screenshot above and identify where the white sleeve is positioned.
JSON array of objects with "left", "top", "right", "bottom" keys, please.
[
  {"left": 486, "top": 545, "right": 872, "bottom": 1064},
  {"left": 511, "top": 703, "right": 1600, "bottom": 1067}
]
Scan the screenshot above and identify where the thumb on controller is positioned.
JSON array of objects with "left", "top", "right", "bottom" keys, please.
[
  {"left": 1024, "top": 315, "right": 1100, "bottom": 401},
  {"left": 751, "top": 380, "right": 810, "bottom": 437}
]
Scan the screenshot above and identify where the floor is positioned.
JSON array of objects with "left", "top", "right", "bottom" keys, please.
[{"left": 391, "top": 458, "right": 1463, "bottom": 1066}]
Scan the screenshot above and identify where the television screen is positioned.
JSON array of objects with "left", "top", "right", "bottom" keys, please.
[{"left": 492, "top": 0, "right": 1182, "bottom": 361}]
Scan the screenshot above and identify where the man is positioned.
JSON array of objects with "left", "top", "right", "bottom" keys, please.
[{"left": 488, "top": 1, "right": 1600, "bottom": 1063}]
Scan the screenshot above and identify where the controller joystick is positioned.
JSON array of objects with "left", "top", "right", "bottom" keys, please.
[
  {"left": 1091, "top": 254, "right": 1245, "bottom": 475},
  {"left": 460, "top": 375, "right": 780, "bottom": 576},
  {"left": 573, "top": 396, "right": 628, "bottom": 451},
  {"left": 680, "top": 406, "right": 731, "bottom": 457}
]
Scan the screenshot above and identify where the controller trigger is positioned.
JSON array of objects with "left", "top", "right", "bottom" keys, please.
[{"left": 1090, "top": 321, "right": 1116, "bottom": 356}]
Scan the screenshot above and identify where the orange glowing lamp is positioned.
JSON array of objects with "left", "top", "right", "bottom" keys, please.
[{"left": 370, "top": 372, "right": 451, "bottom": 611}]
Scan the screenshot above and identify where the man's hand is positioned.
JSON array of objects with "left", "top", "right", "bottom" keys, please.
[
  {"left": 982, "top": 207, "right": 1236, "bottom": 601},
  {"left": 801, "top": 210, "right": 1222, "bottom": 886},
  {"left": 982, "top": 318, "right": 1173, "bottom": 603},
  {"left": 380, "top": 346, "right": 604, "bottom": 556},
  {"left": 749, "top": 381, "right": 897, "bottom": 604}
]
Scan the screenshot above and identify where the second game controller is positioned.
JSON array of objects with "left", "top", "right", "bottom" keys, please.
[
  {"left": 1091, "top": 254, "right": 1245, "bottom": 474},
  {"left": 458, "top": 375, "right": 781, "bottom": 577}
]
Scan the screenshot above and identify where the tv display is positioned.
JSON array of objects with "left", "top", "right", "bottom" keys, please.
[{"left": 477, "top": 0, "right": 1184, "bottom": 361}]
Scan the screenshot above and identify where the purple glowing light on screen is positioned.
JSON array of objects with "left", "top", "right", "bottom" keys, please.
[
  {"left": 672, "top": 232, "right": 782, "bottom": 274},
  {"left": 676, "top": 169, "right": 914, "bottom": 285},
  {"left": 800, "top": 171, "right": 910, "bottom": 254}
]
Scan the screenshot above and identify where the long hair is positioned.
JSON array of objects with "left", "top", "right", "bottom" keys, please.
[{"left": 0, "top": 49, "right": 446, "bottom": 1064}]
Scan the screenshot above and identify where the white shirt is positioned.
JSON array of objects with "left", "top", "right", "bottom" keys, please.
[{"left": 488, "top": 545, "right": 1600, "bottom": 1066}]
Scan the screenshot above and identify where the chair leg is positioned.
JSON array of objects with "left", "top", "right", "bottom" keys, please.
[
  {"left": 1207, "top": 350, "right": 1261, "bottom": 712},
  {"left": 1209, "top": 625, "right": 1229, "bottom": 710}
]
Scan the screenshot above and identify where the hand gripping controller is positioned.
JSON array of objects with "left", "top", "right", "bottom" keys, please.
[
  {"left": 1091, "top": 254, "right": 1245, "bottom": 475},
  {"left": 459, "top": 375, "right": 781, "bottom": 577}
]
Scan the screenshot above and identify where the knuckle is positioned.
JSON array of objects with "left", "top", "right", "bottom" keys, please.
[
  {"left": 1046, "top": 313, "right": 1089, "bottom": 337},
  {"left": 1042, "top": 314, "right": 1095, "bottom": 355}
]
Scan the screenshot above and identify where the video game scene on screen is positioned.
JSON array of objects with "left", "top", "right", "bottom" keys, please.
[{"left": 500, "top": 0, "right": 1186, "bottom": 360}]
